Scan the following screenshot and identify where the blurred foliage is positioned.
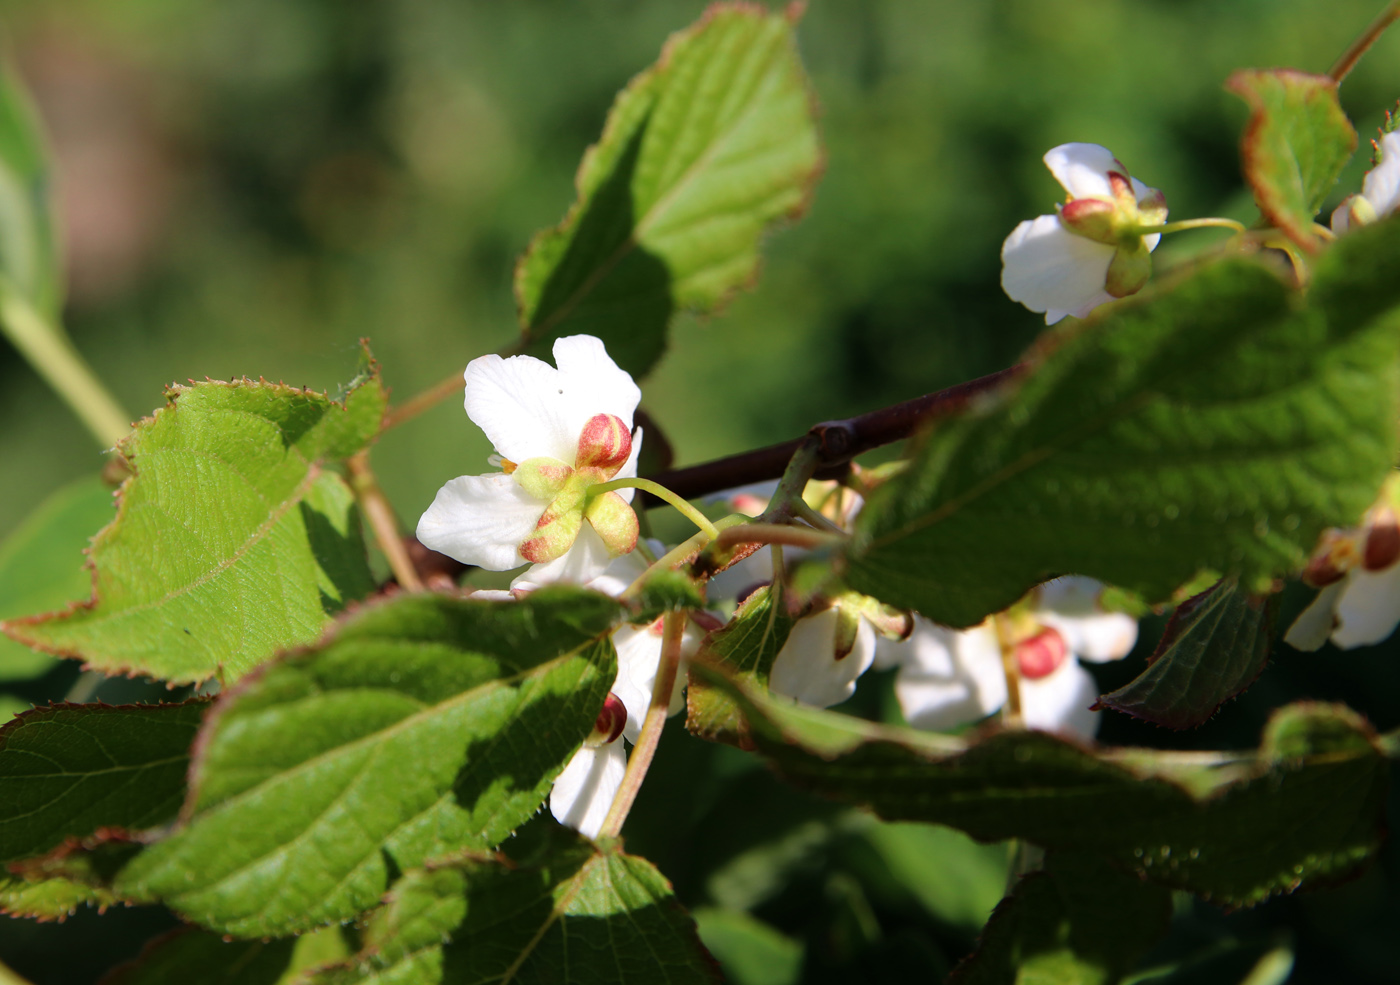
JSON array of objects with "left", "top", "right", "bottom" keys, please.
[{"left": 2, "top": 1, "right": 1400, "bottom": 983}]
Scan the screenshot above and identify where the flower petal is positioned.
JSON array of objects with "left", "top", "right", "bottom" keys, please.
[
  {"left": 1283, "top": 582, "right": 1345, "bottom": 651},
  {"left": 1001, "top": 215, "right": 1117, "bottom": 320},
  {"left": 415, "top": 473, "right": 541, "bottom": 570},
  {"left": 1332, "top": 563, "right": 1400, "bottom": 648},
  {"left": 549, "top": 741, "right": 627, "bottom": 839},
  {"left": 1361, "top": 131, "right": 1400, "bottom": 218},
  {"left": 1036, "top": 576, "right": 1138, "bottom": 663},
  {"left": 552, "top": 335, "right": 643, "bottom": 443},
  {"left": 769, "top": 606, "right": 876, "bottom": 708},
  {"left": 463, "top": 353, "right": 577, "bottom": 464},
  {"left": 612, "top": 619, "right": 701, "bottom": 742},
  {"left": 511, "top": 522, "right": 617, "bottom": 587},
  {"left": 893, "top": 620, "right": 1006, "bottom": 731},
  {"left": 1020, "top": 659, "right": 1100, "bottom": 739},
  {"left": 1043, "top": 143, "right": 1122, "bottom": 200}
]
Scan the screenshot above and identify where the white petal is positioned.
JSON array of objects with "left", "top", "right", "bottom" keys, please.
[
  {"left": 510, "top": 523, "right": 616, "bottom": 588},
  {"left": 1043, "top": 143, "right": 1122, "bottom": 199},
  {"left": 705, "top": 545, "right": 777, "bottom": 603},
  {"left": 1020, "top": 659, "right": 1100, "bottom": 739},
  {"left": 894, "top": 620, "right": 1006, "bottom": 732},
  {"left": 469, "top": 589, "right": 517, "bottom": 602},
  {"left": 1332, "top": 563, "right": 1400, "bottom": 648},
  {"left": 1331, "top": 199, "right": 1354, "bottom": 236},
  {"left": 550, "top": 741, "right": 626, "bottom": 839},
  {"left": 552, "top": 335, "right": 643, "bottom": 442},
  {"left": 1002, "top": 215, "right": 1117, "bottom": 318},
  {"left": 769, "top": 607, "right": 876, "bottom": 708},
  {"left": 416, "top": 473, "right": 540, "bottom": 570},
  {"left": 1361, "top": 132, "right": 1400, "bottom": 218},
  {"left": 611, "top": 619, "right": 701, "bottom": 742},
  {"left": 1283, "top": 582, "right": 1345, "bottom": 652},
  {"left": 463, "top": 353, "right": 577, "bottom": 464},
  {"left": 1036, "top": 578, "right": 1138, "bottom": 663}
]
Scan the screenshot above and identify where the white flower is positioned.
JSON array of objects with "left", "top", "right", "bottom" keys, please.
[
  {"left": 1332, "top": 131, "right": 1400, "bottom": 234},
  {"left": 1001, "top": 143, "right": 1167, "bottom": 324},
  {"left": 1285, "top": 506, "right": 1400, "bottom": 651},
  {"left": 878, "top": 577, "right": 1138, "bottom": 739},
  {"left": 417, "top": 335, "right": 643, "bottom": 581},
  {"left": 769, "top": 600, "right": 878, "bottom": 708}
]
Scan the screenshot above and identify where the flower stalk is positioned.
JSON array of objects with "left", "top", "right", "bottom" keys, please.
[{"left": 348, "top": 450, "right": 425, "bottom": 591}]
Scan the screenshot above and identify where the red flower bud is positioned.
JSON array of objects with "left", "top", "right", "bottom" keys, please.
[
  {"left": 588, "top": 693, "right": 628, "bottom": 746},
  {"left": 1015, "top": 628, "right": 1069, "bottom": 680}
]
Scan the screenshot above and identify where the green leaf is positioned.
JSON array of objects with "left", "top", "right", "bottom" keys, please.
[
  {"left": 99, "top": 925, "right": 353, "bottom": 985},
  {"left": 629, "top": 568, "right": 705, "bottom": 625},
  {"left": 696, "top": 664, "right": 1389, "bottom": 907},
  {"left": 949, "top": 852, "right": 1171, "bottom": 985},
  {"left": 685, "top": 585, "right": 793, "bottom": 746},
  {"left": 115, "top": 589, "right": 620, "bottom": 939},
  {"left": 0, "top": 700, "right": 207, "bottom": 864},
  {"left": 845, "top": 822, "right": 1009, "bottom": 932},
  {"left": 844, "top": 219, "right": 1400, "bottom": 628},
  {"left": 1097, "top": 578, "right": 1275, "bottom": 729},
  {"left": 1227, "top": 68, "right": 1356, "bottom": 252},
  {"left": 313, "top": 832, "right": 720, "bottom": 984},
  {"left": 692, "top": 908, "right": 802, "bottom": 985},
  {"left": 515, "top": 2, "right": 822, "bottom": 378},
  {"left": 0, "top": 476, "right": 113, "bottom": 682},
  {"left": 6, "top": 371, "right": 387, "bottom": 684},
  {"left": 0, "top": 871, "right": 118, "bottom": 921},
  {"left": 0, "top": 64, "right": 60, "bottom": 318}
]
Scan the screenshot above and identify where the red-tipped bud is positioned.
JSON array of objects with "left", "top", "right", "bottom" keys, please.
[
  {"left": 1015, "top": 628, "right": 1069, "bottom": 680},
  {"left": 587, "top": 693, "right": 628, "bottom": 746},
  {"left": 1058, "top": 197, "right": 1118, "bottom": 244},
  {"left": 1364, "top": 508, "right": 1400, "bottom": 571},
  {"left": 575, "top": 413, "right": 633, "bottom": 476}
]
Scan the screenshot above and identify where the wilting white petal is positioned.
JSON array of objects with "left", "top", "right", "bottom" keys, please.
[
  {"left": 416, "top": 473, "right": 541, "bottom": 570},
  {"left": 552, "top": 335, "right": 643, "bottom": 441},
  {"left": 1001, "top": 215, "right": 1118, "bottom": 323},
  {"left": 1361, "top": 132, "right": 1400, "bottom": 218},
  {"left": 550, "top": 741, "right": 627, "bottom": 839},
  {"left": 1283, "top": 582, "right": 1345, "bottom": 651},
  {"left": 463, "top": 352, "right": 579, "bottom": 464},
  {"left": 1331, "top": 198, "right": 1355, "bottom": 236},
  {"left": 512, "top": 524, "right": 616, "bottom": 588},
  {"left": 1020, "top": 658, "right": 1100, "bottom": 739},
  {"left": 1332, "top": 563, "right": 1400, "bottom": 649},
  {"left": 893, "top": 620, "right": 1006, "bottom": 732},
  {"left": 769, "top": 607, "right": 876, "bottom": 708},
  {"left": 469, "top": 589, "right": 517, "bottom": 602},
  {"left": 1043, "top": 143, "right": 1124, "bottom": 199}
]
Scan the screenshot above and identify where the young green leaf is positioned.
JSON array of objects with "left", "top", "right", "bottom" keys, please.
[
  {"left": 949, "top": 852, "right": 1171, "bottom": 985},
  {"left": 0, "top": 700, "right": 207, "bottom": 864},
  {"left": 98, "top": 926, "right": 352, "bottom": 985},
  {"left": 515, "top": 2, "right": 822, "bottom": 378},
  {"left": 692, "top": 908, "right": 803, "bottom": 985},
  {"left": 0, "top": 64, "right": 60, "bottom": 319},
  {"left": 7, "top": 371, "right": 386, "bottom": 685},
  {"left": 1097, "top": 578, "right": 1275, "bottom": 729},
  {"left": 696, "top": 663, "right": 1388, "bottom": 907},
  {"left": 685, "top": 585, "right": 793, "bottom": 746},
  {"left": 313, "top": 832, "right": 721, "bottom": 984},
  {"left": 844, "top": 219, "right": 1400, "bottom": 628},
  {"left": 1227, "top": 69, "right": 1356, "bottom": 252},
  {"left": 0, "top": 476, "right": 113, "bottom": 682},
  {"left": 114, "top": 589, "right": 621, "bottom": 939}
]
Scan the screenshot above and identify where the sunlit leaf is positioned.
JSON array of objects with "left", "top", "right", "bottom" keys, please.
[{"left": 686, "top": 585, "right": 793, "bottom": 745}]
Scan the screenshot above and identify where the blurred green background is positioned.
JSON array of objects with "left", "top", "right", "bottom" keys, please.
[{"left": 2, "top": 1, "right": 1400, "bottom": 983}]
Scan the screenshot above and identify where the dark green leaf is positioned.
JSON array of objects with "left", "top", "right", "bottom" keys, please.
[
  {"left": 0, "top": 700, "right": 207, "bottom": 863},
  {"left": 845, "top": 220, "right": 1400, "bottom": 627},
  {"left": 696, "top": 663, "right": 1389, "bottom": 907},
  {"left": 692, "top": 908, "right": 802, "bottom": 985},
  {"left": 515, "top": 2, "right": 822, "bottom": 378},
  {"left": 950, "top": 852, "right": 1171, "bottom": 985},
  {"left": 0, "top": 476, "right": 113, "bottom": 682},
  {"left": 1227, "top": 68, "right": 1356, "bottom": 251},
  {"left": 99, "top": 926, "right": 352, "bottom": 985},
  {"left": 7, "top": 371, "right": 386, "bottom": 685},
  {"left": 114, "top": 589, "right": 620, "bottom": 939},
  {"left": 1097, "top": 578, "right": 1275, "bottom": 729},
  {"left": 313, "top": 831, "right": 721, "bottom": 984},
  {"left": 685, "top": 585, "right": 793, "bottom": 746}
]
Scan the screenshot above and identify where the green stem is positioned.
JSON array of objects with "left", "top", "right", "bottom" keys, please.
[
  {"left": 589, "top": 477, "right": 719, "bottom": 540},
  {"left": 1136, "top": 217, "right": 1248, "bottom": 236},
  {"left": 1330, "top": 0, "right": 1400, "bottom": 82},
  {"left": 0, "top": 291, "right": 130, "bottom": 449},
  {"left": 598, "top": 611, "right": 684, "bottom": 838},
  {"left": 760, "top": 436, "right": 823, "bottom": 523},
  {"left": 621, "top": 513, "right": 749, "bottom": 601}
]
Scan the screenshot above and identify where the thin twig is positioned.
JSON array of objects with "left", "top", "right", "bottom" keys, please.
[
  {"left": 347, "top": 451, "right": 424, "bottom": 591},
  {"left": 714, "top": 522, "right": 842, "bottom": 552},
  {"left": 1330, "top": 0, "right": 1400, "bottom": 82},
  {"left": 381, "top": 370, "right": 466, "bottom": 430},
  {"left": 599, "top": 611, "right": 685, "bottom": 838}
]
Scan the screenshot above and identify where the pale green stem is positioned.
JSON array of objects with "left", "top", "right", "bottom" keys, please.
[
  {"left": 621, "top": 514, "right": 750, "bottom": 601},
  {"left": 589, "top": 477, "right": 720, "bottom": 541},
  {"left": 0, "top": 291, "right": 130, "bottom": 449},
  {"left": 598, "top": 611, "right": 684, "bottom": 838},
  {"left": 1136, "top": 217, "right": 1248, "bottom": 236},
  {"left": 790, "top": 497, "right": 845, "bottom": 534},
  {"left": 1330, "top": 0, "right": 1400, "bottom": 82}
]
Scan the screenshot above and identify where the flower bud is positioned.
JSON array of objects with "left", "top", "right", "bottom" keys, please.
[
  {"left": 1015, "top": 627, "right": 1069, "bottom": 680},
  {"left": 575, "top": 413, "right": 633, "bottom": 476},
  {"left": 1364, "top": 508, "right": 1400, "bottom": 572},
  {"left": 1058, "top": 197, "right": 1118, "bottom": 244},
  {"left": 586, "top": 693, "right": 628, "bottom": 747}
]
